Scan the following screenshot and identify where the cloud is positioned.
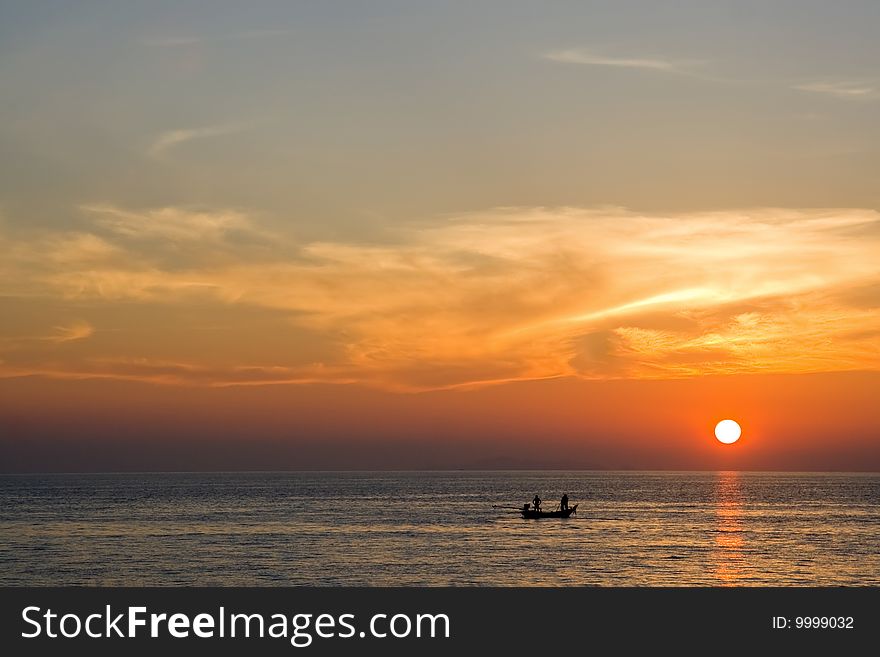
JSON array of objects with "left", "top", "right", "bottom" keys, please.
[
  {"left": 0, "top": 320, "right": 94, "bottom": 349},
  {"left": 148, "top": 124, "right": 244, "bottom": 157},
  {"left": 793, "top": 81, "right": 877, "bottom": 99},
  {"left": 0, "top": 358, "right": 352, "bottom": 388},
  {"left": 46, "top": 320, "right": 94, "bottom": 343},
  {"left": 545, "top": 49, "right": 878, "bottom": 96},
  {"left": 1, "top": 205, "right": 879, "bottom": 389},
  {"left": 543, "top": 49, "right": 698, "bottom": 75},
  {"left": 80, "top": 203, "right": 261, "bottom": 244}
]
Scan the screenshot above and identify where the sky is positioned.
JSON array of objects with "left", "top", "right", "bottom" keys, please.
[{"left": 1, "top": 1, "right": 879, "bottom": 471}]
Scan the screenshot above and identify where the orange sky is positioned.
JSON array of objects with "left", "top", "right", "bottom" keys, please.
[
  {"left": 3, "top": 207, "right": 879, "bottom": 390},
  {"left": 2, "top": 370, "right": 878, "bottom": 471},
  {"left": 1, "top": 4, "right": 879, "bottom": 471},
  {"left": 2, "top": 208, "right": 878, "bottom": 470}
]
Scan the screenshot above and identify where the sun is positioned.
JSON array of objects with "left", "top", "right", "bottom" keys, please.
[{"left": 714, "top": 419, "right": 742, "bottom": 444}]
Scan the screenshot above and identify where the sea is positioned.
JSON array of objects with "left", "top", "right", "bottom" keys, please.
[{"left": 1, "top": 471, "right": 878, "bottom": 586}]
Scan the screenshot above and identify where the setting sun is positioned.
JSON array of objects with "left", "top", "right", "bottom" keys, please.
[{"left": 715, "top": 420, "right": 742, "bottom": 445}]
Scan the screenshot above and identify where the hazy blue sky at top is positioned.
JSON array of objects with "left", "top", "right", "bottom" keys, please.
[{"left": 1, "top": 0, "right": 878, "bottom": 238}]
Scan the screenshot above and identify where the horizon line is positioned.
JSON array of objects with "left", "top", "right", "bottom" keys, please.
[{"left": 2, "top": 468, "right": 878, "bottom": 476}]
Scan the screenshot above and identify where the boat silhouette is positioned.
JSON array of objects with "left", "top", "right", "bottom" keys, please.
[{"left": 520, "top": 503, "right": 578, "bottom": 519}]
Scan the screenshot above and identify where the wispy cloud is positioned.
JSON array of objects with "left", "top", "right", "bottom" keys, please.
[
  {"left": 1, "top": 320, "right": 96, "bottom": 346},
  {"left": 543, "top": 48, "right": 699, "bottom": 75},
  {"left": 46, "top": 320, "right": 94, "bottom": 343},
  {"left": 80, "top": 203, "right": 260, "bottom": 243},
  {"left": 148, "top": 124, "right": 244, "bottom": 157},
  {"left": 793, "top": 81, "right": 877, "bottom": 99},
  {"left": 2, "top": 205, "right": 879, "bottom": 390},
  {"left": 0, "top": 358, "right": 353, "bottom": 388},
  {"left": 546, "top": 48, "right": 878, "bottom": 97}
]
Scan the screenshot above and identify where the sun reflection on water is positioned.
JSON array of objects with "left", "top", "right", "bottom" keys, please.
[{"left": 712, "top": 471, "right": 744, "bottom": 585}]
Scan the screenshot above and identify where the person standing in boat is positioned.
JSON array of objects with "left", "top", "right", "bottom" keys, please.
[
  {"left": 532, "top": 494, "right": 542, "bottom": 512},
  {"left": 561, "top": 493, "right": 569, "bottom": 511}
]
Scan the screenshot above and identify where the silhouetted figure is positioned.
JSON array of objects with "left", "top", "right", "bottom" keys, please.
[
  {"left": 533, "top": 494, "right": 542, "bottom": 512},
  {"left": 561, "top": 493, "right": 569, "bottom": 511}
]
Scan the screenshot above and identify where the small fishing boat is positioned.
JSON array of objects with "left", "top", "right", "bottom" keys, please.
[{"left": 520, "top": 503, "right": 578, "bottom": 519}]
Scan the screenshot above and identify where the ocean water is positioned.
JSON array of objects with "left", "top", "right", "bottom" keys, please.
[{"left": 1, "top": 471, "right": 878, "bottom": 586}]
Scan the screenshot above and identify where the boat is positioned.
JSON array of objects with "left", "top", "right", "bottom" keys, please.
[{"left": 520, "top": 503, "right": 578, "bottom": 519}]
